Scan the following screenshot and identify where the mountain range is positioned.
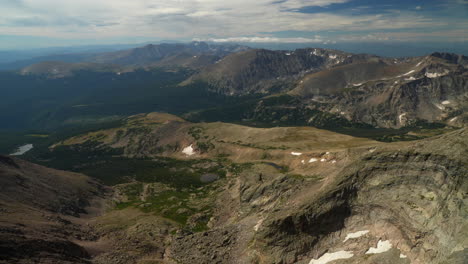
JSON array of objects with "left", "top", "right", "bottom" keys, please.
[
  {"left": 0, "top": 41, "right": 467, "bottom": 264},
  {"left": 1, "top": 41, "right": 466, "bottom": 135}
]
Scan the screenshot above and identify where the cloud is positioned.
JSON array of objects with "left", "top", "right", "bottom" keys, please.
[
  {"left": 0, "top": 0, "right": 466, "bottom": 44},
  {"left": 195, "top": 36, "right": 324, "bottom": 43}
]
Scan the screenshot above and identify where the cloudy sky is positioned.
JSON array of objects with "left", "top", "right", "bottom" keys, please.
[{"left": 0, "top": 0, "right": 467, "bottom": 49}]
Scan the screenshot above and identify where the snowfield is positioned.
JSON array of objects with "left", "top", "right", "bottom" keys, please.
[
  {"left": 309, "top": 251, "right": 354, "bottom": 264},
  {"left": 182, "top": 145, "right": 195, "bottom": 156}
]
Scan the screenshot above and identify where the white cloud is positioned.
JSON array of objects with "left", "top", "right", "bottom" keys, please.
[
  {"left": 196, "top": 36, "right": 324, "bottom": 43},
  {"left": 0, "top": 0, "right": 465, "bottom": 43}
]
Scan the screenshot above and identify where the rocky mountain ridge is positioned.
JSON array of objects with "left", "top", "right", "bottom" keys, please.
[{"left": 13, "top": 112, "right": 466, "bottom": 264}]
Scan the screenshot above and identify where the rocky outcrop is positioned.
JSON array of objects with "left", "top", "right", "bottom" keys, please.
[{"left": 254, "top": 129, "right": 467, "bottom": 264}]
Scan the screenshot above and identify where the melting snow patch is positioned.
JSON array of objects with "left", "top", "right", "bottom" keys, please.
[
  {"left": 405, "top": 76, "right": 416, "bottom": 81},
  {"left": 329, "top": 54, "right": 337, "bottom": 59},
  {"left": 450, "top": 117, "right": 458, "bottom": 122},
  {"left": 309, "top": 158, "right": 318, "bottom": 163},
  {"left": 285, "top": 52, "right": 291, "bottom": 56},
  {"left": 416, "top": 61, "right": 423, "bottom": 67},
  {"left": 442, "top": 100, "right": 451, "bottom": 105},
  {"left": 425, "top": 71, "right": 448, "bottom": 78},
  {"left": 398, "top": 70, "right": 415, "bottom": 77},
  {"left": 400, "top": 253, "right": 407, "bottom": 259},
  {"left": 366, "top": 240, "right": 392, "bottom": 254},
  {"left": 399, "top": 113, "right": 407, "bottom": 124},
  {"left": 343, "top": 230, "right": 369, "bottom": 242},
  {"left": 320, "top": 158, "right": 327, "bottom": 162},
  {"left": 435, "top": 104, "right": 445, "bottom": 110},
  {"left": 254, "top": 219, "right": 263, "bottom": 231},
  {"left": 331, "top": 160, "right": 337, "bottom": 164},
  {"left": 291, "top": 152, "right": 303, "bottom": 156},
  {"left": 301, "top": 160, "right": 305, "bottom": 164},
  {"left": 10, "top": 144, "right": 33, "bottom": 156},
  {"left": 309, "top": 251, "right": 354, "bottom": 264},
  {"left": 182, "top": 145, "right": 195, "bottom": 156},
  {"left": 353, "top": 83, "right": 363, "bottom": 87}
]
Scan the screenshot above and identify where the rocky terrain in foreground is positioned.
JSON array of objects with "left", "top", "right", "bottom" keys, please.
[
  {"left": 3, "top": 113, "right": 464, "bottom": 264},
  {"left": 0, "top": 155, "right": 110, "bottom": 264}
]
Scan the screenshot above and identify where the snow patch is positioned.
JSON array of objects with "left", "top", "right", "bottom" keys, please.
[
  {"left": 399, "top": 113, "right": 407, "bottom": 124},
  {"left": 400, "top": 253, "right": 407, "bottom": 259},
  {"left": 343, "top": 230, "right": 369, "bottom": 242},
  {"left": 285, "top": 52, "right": 291, "bottom": 56},
  {"left": 309, "top": 158, "right": 318, "bottom": 163},
  {"left": 309, "top": 251, "right": 354, "bottom": 264},
  {"left": 435, "top": 104, "right": 445, "bottom": 110},
  {"left": 291, "top": 152, "right": 303, "bottom": 156},
  {"left": 441, "top": 100, "right": 451, "bottom": 105},
  {"left": 329, "top": 54, "right": 337, "bottom": 59},
  {"left": 353, "top": 83, "right": 363, "bottom": 87},
  {"left": 331, "top": 160, "right": 337, "bottom": 164},
  {"left": 398, "top": 70, "right": 415, "bottom": 77},
  {"left": 254, "top": 219, "right": 263, "bottom": 231},
  {"left": 320, "top": 158, "right": 326, "bottom": 162},
  {"left": 182, "top": 145, "right": 195, "bottom": 156},
  {"left": 425, "top": 70, "right": 448, "bottom": 78},
  {"left": 416, "top": 61, "right": 423, "bottom": 67},
  {"left": 10, "top": 144, "right": 33, "bottom": 156},
  {"left": 366, "top": 240, "right": 392, "bottom": 254},
  {"left": 301, "top": 160, "right": 305, "bottom": 164},
  {"left": 450, "top": 116, "right": 458, "bottom": 122},
  {"left": 405, "top": 76, "right": 416, "bottom": 81}
]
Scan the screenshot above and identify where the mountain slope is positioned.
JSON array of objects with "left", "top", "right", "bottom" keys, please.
[
  {"left": 20, "top": 61, "right": 124, "bottom": 78},
  {"left": 89, "top": 41, "right": 249, "bottom": 67},
  {"left": 182, "top": 48, "right": 355, "bottom": 94},
  {"left": 294, "top": 52, "right": 468, "bottom": 128},
  {"left": 28, "top": 112, "right": 467, "bottom": 264},
  {"left": 0, "top": 155, "right": 107, "bottom": 264}
]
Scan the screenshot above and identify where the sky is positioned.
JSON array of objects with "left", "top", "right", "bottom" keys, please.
[{"left": 0, "top": 0, "right": 467, "bottom": 50}]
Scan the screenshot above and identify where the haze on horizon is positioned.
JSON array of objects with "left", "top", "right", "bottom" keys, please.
[{"left": 0, "top": 0, "right": 467, "bottom": 51}]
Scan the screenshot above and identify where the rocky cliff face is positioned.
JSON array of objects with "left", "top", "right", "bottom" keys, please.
[
  {"left": 164, "top": 128, "right": 467, "bottom": 264},
  {"left": 256, "top": 130, "right": 467, "bottom": 263}
]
